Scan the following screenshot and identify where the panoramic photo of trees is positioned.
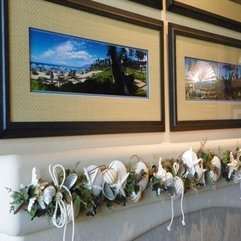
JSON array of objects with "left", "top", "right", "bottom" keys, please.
[{"left": 30, "top": 28, "right": 148, "bottom": 98}]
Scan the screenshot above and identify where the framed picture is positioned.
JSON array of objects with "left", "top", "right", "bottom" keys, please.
[
  {"left": 0, "top": 0, "right": 164, "bottom": 138},
  {"left": 166, "top": 0, "right": 241, "bottom": 32},
  {"left": 128, "top": 0, "right": 162, "bottom": 9},
  {"left": 168, "top": 23, "right": 241, "bottom": 131}
]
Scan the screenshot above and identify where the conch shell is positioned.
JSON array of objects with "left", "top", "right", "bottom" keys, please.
[
  {"left": 208, "top": 156, "right": 221, "bottom": 182},
  {"left": 135, "top": 161, "right": 149, "bottom": 191},
  {"left": 154, "top": 158, "right": 173, "bottom": 187}
]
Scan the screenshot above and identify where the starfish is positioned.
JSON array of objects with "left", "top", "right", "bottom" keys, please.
[
  {"left": 84, "top": 167, "right": 102, "bottom": 193},
  {"left": 110, "top": 172, "right": 129, "bottom": 197}
]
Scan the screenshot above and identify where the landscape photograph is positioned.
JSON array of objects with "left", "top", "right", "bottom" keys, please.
[
  {"left": 185, "top": 57, "right": 241, "bottom": 101},
  {"left": 29, "top": 28, "right": 148, "bottom": 98}
]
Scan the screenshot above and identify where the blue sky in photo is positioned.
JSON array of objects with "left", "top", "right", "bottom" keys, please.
[{"left": 29, "top": 28, "right": 109, "bottom": 68}]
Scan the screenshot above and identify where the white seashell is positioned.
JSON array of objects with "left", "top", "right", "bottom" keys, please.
[
  {"left": 108, "top": 160, "right": 129, "bottom": 197},
  {"left": 27, "top": 197, "right": 37, "bottom": 212},
  {"left": 110, "top": 160, "right": 128, "bottom": 186},
  {"left": 208, "top": 156, "right": 221, "bottom": 182},
  {"left": 227, "top": 152, "right": 240, "bottom": 179},
  {"left": 66, "top": 201, "right": 80, "bottom": 221},
  {"left": 164, "top": 172, "right": 174, "bottom": 187},
  {"left": 43, "top": 185, "right": 56, "bottom": 205},
  {"left": 135, "top": 161, "right": 149, "bottom": 191},
  {"left": 182, "top": 148, "right": 202, "bottom": 176},
  {"left": 173, "top": 162, "right": 180, "bottom": 175},
  {"left": 194, "top": 160, "right": 207, "bottom": 184},
  {"left": 234, "top": 170, "right": 241, "bottom": 184},
  {"left": 85, "top": 165, "right": 104, "bottom": 197},
  {"left": 64, "top": 173, "right": 78, "bottom": 190},
  {"left": 103, "top": 168, "right": 118, "bottom": 185},
  {"left": 211, "top": 156, "right": 221, "bottom": 170},
  {"left": 173, "top": 177, "right": 184, "bottom": 199},
  {"left": 102, "top": 182, "right": 115, "bottom": 200},
  {"left": 154, "top": 158, "right": 167, "bottom": 179},
  {"left": 129, "top": 187, "right": 142, "bottom": 203}
]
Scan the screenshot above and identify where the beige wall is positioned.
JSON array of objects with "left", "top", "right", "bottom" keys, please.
[{"left": 0, "top": 0, "right": 240, "bottom": 155}]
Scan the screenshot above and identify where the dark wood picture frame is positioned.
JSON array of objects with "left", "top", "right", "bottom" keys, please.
[
  {"left": 168, "top": 23, "right": 241, "bottom": 131},
  {"left": 166, "top": 0, "right": 241, "bottom": 32},
  {"left": 129, "top": 0, "right": 162, "bottom": 10},
  {"left": 0, "top": 0, "right": 164, "bottom": 138}
]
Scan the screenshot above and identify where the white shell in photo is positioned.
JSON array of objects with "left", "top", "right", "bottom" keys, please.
[
  {"left": 129, "top": 187, "right": 142, "bottom": 203},
  {"left": 103, "top": 168, "right": 118, "bottom": 185},
  {"left": 43, "top": 185, "right": 56, "bottom": 205},
  {"left": 135, "top": 161, "right": 149, "bottom": 190},
  {"left": 208, "top": 156, "right": 221, "bottom": 182},
  {"left": 85, "top": 165, "right": 104, "bottom": 197},
  {"left": 102, "top": 182, "right": 115, "bottom": 201}
]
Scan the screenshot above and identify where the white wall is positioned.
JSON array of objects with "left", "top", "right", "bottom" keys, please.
[{"left": 0, "top": 0, "right": 240, "bottom": 155}]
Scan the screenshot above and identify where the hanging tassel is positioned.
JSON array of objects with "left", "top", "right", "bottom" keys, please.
[{"left": 167, "top": 177, "right": 185, "bottom": 231}]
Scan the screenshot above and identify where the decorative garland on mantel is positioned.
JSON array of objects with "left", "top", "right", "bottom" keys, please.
[{"left": 7, "top": 144, "right": 241, "bottom": 241}]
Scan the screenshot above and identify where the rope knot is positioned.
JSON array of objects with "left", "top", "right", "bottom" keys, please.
[{"left": 55, "top": 192, "right": 63, "bottom": 202}]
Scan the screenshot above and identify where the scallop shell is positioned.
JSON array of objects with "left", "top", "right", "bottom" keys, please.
[
  {"left": 103, "top": 168, "right": 118, "bottom": 185},
  {"left": 43, "top": 185, "right": 56, "bottom": 205},
  {"left": 85, "top": 165, "right": 104, "bottom": 197},
  {"left": 64, "top": 173, "right": 78, "bottom": 190},
  {"left": 102, "top": 182, "right": 115, "bottom": 201},
  {"left": 182, "top": 148, "right": 199, "bottom": 167},
  {"left": 109, "top": 160, "right": 128, "bottom": 188},
  {"left": 173, "top": 177, "right": 184, "bottom": 199},
  {"left": 182, "top": 148, "right": 202, "bottom": 176},
  {"left": 135, "top": 161, "right": 149, "bottom": 190},
  {"left": 187, "top": 60, "right": 217, "bottom": 83},
  {"left": 208, "top": 156, "right": 221, "bottom": 182},
  {"left": 129, "top": 187, "right": 142, "bottom": 203}
]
